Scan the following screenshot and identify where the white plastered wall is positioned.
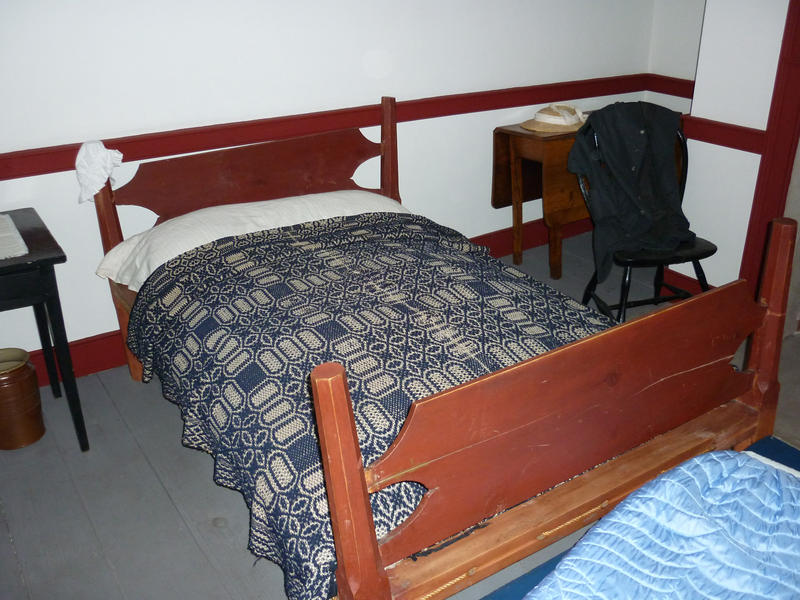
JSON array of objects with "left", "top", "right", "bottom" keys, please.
[
  {"left": 1, "top": 0, "right": 705, "bottom": 351},
  {"left": 678, "top": 0, "right": 789, "bottom": 284}
]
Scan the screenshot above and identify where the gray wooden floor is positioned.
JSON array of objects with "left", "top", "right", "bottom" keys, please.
[{"left": 2, "top": 232, "right": 798, "bottom": 600}]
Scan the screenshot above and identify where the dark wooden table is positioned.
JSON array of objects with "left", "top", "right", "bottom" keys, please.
[
  {"left": 492, "top": 124, "right": 590, "bottom": 278},
  {"left": 0, "top": 208, "right": 89, "bottom": 451}
]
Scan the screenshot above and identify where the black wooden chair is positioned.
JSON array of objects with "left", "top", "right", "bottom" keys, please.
[{"left": 574, "top": 116, "right": 717, "bottom": 323}]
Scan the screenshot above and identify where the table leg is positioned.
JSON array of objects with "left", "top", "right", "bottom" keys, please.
[
  {"left": 548, "top": 226, "right": 563, "bottom": 280},
  {"left": 32, "top": 302, "right": 62, "bottom": 398},
  {"left": 510, "top": 152, "right": 524, "bottom": 265},
  {"left": 43, "top": 268, "right": 89, "bottom": 451}
]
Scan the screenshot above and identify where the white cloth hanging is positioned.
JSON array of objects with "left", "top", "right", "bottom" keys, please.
[{"left": 75, "top": 141, "right": 123, "bottom": 203}]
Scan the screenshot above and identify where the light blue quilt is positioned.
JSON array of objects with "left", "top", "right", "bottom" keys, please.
[{"left": 525, "top": 451, "right": 800, "bottom": 599}]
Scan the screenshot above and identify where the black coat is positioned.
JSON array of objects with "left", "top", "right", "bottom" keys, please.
[{"left": 568, "top": 102, "right": 695, "bottom": 282}]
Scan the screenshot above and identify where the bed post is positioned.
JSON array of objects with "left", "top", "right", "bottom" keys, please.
[
  {"left": 743, "top": 217, "right": 797, "bottom": 440},
  {"left": 93, "top": 181, "right": 123, "bottom": 254},
  {"left": 93, "top": 181, "right": 144, "bottom": 381},
  {"left": 380, "top": 96, "right": 400, "bottom": 202},
  {"left": 311, "top": 362, "right": 390, "bottom": 600}
]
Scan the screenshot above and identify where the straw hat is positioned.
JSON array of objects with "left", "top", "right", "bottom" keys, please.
[{"left": 521, "top": 104, "right": 586, "bottom": 133}]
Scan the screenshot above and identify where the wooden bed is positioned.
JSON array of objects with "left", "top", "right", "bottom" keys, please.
[{"left": 92, "top": 96, "right": 797, "bottom": 600}]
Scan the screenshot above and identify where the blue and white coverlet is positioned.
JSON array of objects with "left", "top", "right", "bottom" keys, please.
[
  {"left": 127, "top": 212, "right": 610, "bottom": 600},
  {"left": 525, "top": 450, "right": 800, "bottom": 599}
]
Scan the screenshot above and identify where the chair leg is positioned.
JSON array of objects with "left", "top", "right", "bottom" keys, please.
[
  {"left": 691, "top": 260, "right": 711, "bottom": 292},
  {"left": 653, "top": 265, "right": 665, "bottom": 299},
  {"left": 617, "top": 266, "right": 633, "bottom": 322},
  {"left": 582, "top": 271, "right": 598, "bottom": 306}
]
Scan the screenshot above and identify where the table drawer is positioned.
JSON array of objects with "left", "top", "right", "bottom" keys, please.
[{"left": 0, "top": 269, "right": 50, "bottom": 307}]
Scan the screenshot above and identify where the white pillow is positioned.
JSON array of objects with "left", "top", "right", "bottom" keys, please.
[{"left": 97, "top": 190, "right": 409, "bottom": 291}]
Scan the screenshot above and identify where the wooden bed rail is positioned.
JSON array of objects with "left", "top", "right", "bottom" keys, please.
[{"left": 311, "top": 217, "right": 797, "bottom": 600}]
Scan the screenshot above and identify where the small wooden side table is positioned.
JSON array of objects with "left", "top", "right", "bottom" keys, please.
[
  {"left": 492, "top": 124, "right": 590, "bottom": 278},
  {"left": 0, "top": 208, "right": 89, "bottom": 451}
]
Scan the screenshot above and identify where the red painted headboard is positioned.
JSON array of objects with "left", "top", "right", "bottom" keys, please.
[{"left": 93, "top": 96, "right": 399, "bottom": 255}]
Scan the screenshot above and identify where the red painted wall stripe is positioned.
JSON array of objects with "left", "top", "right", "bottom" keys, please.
[
  {"left": 0, "top": 105, "right": 384, "bottom": 182},
  {"left": 0, "top": 73, "right": 693, "bottom": 182},
  {"left": 396, "top": 74, "right": 693, "bottom": 121},
  {"left": 681, "top": 116, "right": 766, "bottom": 154}
]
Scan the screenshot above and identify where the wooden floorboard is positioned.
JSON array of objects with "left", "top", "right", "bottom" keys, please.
[
  {"left": 0, "top": 497, "right": 29, "bottom": 600},
  {"left": 46, "top": 374, "right": 234, "bottom": 599},
  {"left": 100, "top": 367, "right": 287, "bottom": 600},
  {"left": 0, "top": 400, "right": 125, "bottom": 600}
]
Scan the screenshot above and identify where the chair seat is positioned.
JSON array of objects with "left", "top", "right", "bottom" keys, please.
[{"left": 613, "top": 237, "right": 717, "bottom": 268}]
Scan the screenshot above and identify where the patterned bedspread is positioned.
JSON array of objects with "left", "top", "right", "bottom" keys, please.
[{"left": 127, "top": 212, "right": 610, "bottom": 600}]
